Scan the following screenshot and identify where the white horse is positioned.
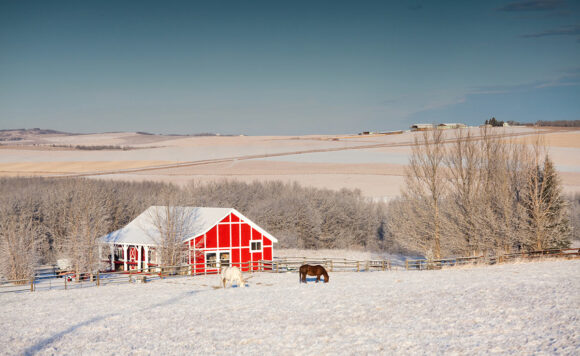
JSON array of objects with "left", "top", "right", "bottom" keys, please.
[{"left": 219, "top": 266, "right": 245, "bottom": 288}]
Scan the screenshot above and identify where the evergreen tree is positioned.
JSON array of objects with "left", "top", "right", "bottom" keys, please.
[
  {"left": 540, "top": 157, "right": 571, "bottom": 248},
  {"left": 523, "top": 155, "right": 571, "bottom": 250}
]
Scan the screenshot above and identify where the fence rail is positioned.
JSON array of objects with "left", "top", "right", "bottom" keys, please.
[
  {"left": 265, "top": 257, "right": 392, "bottom": 273},
  {"left": 404, "top": 248, "right": 580, "bottom": 270},
  {"left": 1, "top": 248, "right": 577, "bottom": 294}
]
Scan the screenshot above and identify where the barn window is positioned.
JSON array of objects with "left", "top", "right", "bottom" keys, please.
[
  {"left": 220, "top": 252, "right": 230, "bottom": 267},
  {"left": 206, "top": 253, "right": 217, "bottom": 268},
  {"left": 250, "top": 241, "right": 262, "bottom": 252}
]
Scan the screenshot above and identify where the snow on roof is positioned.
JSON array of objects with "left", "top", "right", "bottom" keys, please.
[{"left": 101, "top": 206, "right": 277, "bottom": 246}]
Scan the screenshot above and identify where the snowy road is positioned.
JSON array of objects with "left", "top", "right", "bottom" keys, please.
[{"left": 1, "top": 260, "right": 579, "bottom": 355}]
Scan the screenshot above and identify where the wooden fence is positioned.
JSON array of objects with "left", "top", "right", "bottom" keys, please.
[
  {"left": 1, "top": 248, "right": 577, "bottom": 293},
  {"left": 263, "top": 257, "right": 391, "bottom": 273},
  {"left": 404, "top": 248, "right": 580, "bottom": 270},
  {"left": 0, "top": 260, "right": 265, "bottom": 294}
]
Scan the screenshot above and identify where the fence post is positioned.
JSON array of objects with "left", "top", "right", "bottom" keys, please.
[
  {"left": 388, "top": 260, "right": 391, "bottom": 270},
  {"left": 356, "top": 261, "right": 360, "bottom": 272},
  {"left": 382, "top": 260, "right": 385, "bottom": 271},
  {"left": 405, "top": 260, "right": 409, "bottom": 270},
  {"left": 97, "top": 271, "right": 100, "bottom": 287},
  {"left": 30, "top": 278, "right": 34, "bottom": 292}
]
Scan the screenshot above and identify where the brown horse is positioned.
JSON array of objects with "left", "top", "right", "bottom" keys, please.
[{"left": 299, "top": 264, "right": 329, "bottom": 283}]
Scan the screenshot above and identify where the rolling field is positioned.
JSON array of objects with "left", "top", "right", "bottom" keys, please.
[{"left": 1, "top": 127, "right": 580, "bottom": 199}]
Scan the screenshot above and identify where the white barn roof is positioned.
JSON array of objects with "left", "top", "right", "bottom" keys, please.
[{"left": 101, "top": 206, "right": 278, "bottom": 246}]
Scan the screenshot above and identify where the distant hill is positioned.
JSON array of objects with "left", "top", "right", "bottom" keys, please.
[
  {"left": 0, "top": 128, "right": 74, "bottom": 135},
  {"left": 0, "top": 129, "right": 240, "bottom": 143},
  {"left": 0, "top": 128, "right": 78, "bottom": 142}
]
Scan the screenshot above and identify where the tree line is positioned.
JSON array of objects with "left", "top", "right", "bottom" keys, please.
[
  {"left": 0, "top": 178, "right": 387, "bottom": 281},
  {"left": 487, "top": 119, "right": 580, "bottom": 127},
  {"left": 387, "top": 128, "right": 572, "bottom": 259}
]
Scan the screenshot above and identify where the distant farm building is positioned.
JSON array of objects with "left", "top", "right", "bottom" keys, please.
[
  {"left": 410, "top": 123, "right": 434, "bottom": 131},
  {"left": 101, "top": 206, "right": 277, "bottom": 274},
  {"left": 437, "top": 123, "right": 467, "bottom": 130}
]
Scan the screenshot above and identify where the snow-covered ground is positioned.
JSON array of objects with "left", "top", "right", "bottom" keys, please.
[{"left": 1, "top": 260, "right": 579, "bottom": 355}]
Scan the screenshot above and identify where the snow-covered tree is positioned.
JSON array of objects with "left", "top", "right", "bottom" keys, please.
[
  {"left": 44, "top": 179, "right": 111, "bottom": 281},
  {"left": 0, "top": 200, "right": 42, "bottom": 282},
  {"left": 392, "top": 129, "right": 448, "bottom": 258}
]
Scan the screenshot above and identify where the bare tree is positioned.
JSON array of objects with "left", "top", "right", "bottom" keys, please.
[
  {"left": 393, "top": 129, "right": 448, "bottom": 258},
  {"left": 145, "top": 206, "right": 199, "bottom": 267},
  {"left": 488, "top": 135, "right": 530, "bottom": 254},
  {"left": 0, "top": 200, "right": 42, "bottom": 282},
  {"left": 475, "top": 129, "right": 522, "bottom": 255},
  {"left": 444, "top": 128, "right": 486, "bottom": 255},
  {"left": 44, "top": 179, "right": 111, "bottom": 281},
  {"left": 144, "top": 187, "right": 204, "bottom": 269},
  {"left": 569, "top": 193, "right": 580, "bottom": 244}
]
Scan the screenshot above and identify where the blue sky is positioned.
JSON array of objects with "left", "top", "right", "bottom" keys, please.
[{"left": 0, "top": 0, "right": 578, "bottom": 135}]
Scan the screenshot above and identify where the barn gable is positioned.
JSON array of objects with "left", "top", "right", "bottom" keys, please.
[{"left": 182, "top": 208, "right": 277, "bottom": 245}]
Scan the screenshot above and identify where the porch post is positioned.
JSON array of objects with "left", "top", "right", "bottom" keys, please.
[
  {"left": 110, "top": 244, "right": 115, "bottom": 271},
  {"left": 188, "top": 246, "right": 192, "bottom": 276},
  {"left": 123, "top": 245, "right": 128, "bottom": 271},
  {"left": 144, "top": 246, "right": 149, "bottom": 272},
  {"left": 137, "top": 245, "right": 142, "bottom": 271}
]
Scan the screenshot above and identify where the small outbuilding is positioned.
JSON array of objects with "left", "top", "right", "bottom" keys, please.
[{"left": 101, "top": 206, "right": 277, "bottom": 274}]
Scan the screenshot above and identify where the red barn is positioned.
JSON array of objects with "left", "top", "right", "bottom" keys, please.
[{"left": 101, "top": 206, "right": 277, "bottom": 274}]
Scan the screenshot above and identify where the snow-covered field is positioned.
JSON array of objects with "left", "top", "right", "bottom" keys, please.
[
  {"left": 2, "top": 128, "right": 580, "bottom": 198},
  {"left": 1, "top": 260, "right": 579, "bottom": 355}
]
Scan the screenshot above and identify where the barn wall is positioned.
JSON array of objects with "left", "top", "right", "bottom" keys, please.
[
  {"left": 186, "top": 212, "right": 275, "bottom": 274},
  {"left": 206, "top": 226, "right": 217, "bottom": 248}
]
